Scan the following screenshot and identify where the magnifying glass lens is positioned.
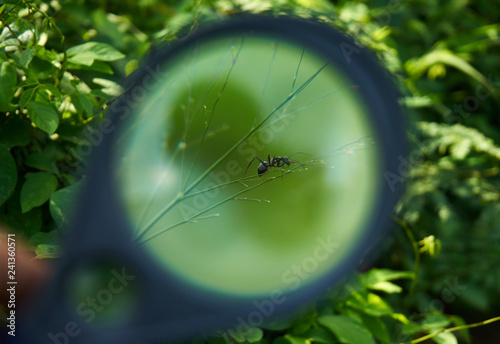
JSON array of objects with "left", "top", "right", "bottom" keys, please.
[{"left": 113, "top": 29, "right": 380, "bottom": 297}]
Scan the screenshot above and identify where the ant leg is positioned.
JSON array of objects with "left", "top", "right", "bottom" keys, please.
[{"left": 242, "top": 156, "right": 266, "bottom": 179}]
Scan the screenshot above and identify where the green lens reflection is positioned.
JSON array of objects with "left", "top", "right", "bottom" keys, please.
[{"left": 114, "top": 33, "right": 379, "bottom": 297}]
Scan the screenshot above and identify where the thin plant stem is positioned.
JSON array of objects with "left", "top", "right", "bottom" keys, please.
[
  {"left": 393, "top": 216, "right": 420, "bottom": 312},
  {"left": 253, "top": 41, "right": 279, "bottom": 127},
  {"left": 262, "top": 81, "right": 353, "bottom": 130},
  {"left": 404, "top": 316, "right": 500, "bottom": 344},
  {"left": 140, "top": 156, "right": 308, "bottom": 243},
  {"left": 291, "top": 48, "right": 305, "bottom": 92},
  {"left": 182, "top": 37, "right": 245, "bottom": 191},
  {"left": 135, "top": 60, "right": 330, "bottom": 240},
  {"left": 182, "top": 61, "right": 330, "bottom": 197},
  {"left": 138, "top": 136, "right": 375, "bottom": 243}
]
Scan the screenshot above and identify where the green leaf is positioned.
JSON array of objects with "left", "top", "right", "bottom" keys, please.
[
  {"left": 246, "top": 327, "right": 264, "bottom": 343},
  {"left": 405, "top": 50, "right": 496, "bottom": 94},
  {"left": 67, "top": 60, "right": 114, "bottom": 74},
  {"left": 0, "top": 144, "right": 17, "bottom": 207},
  {"left": 284, "top": 334, "right": 309, "bottom": 344},
  {"left": 422, "top": 314, "right": 450, "bottom": 331},
  {"left": 29, "top": 56, "right": 59, "bottom": 80},
  {"left": 125, "top": 59, "right": 139, "bottom": 76},
  {"left": 318, "top": 315, "right": 375, "bottom": 344},
  {"left": 302, "top": 327, "right": 337, "bottom": 344},
  {"left": 0, "top": 62, "right": 17, "bottom": 110},
  {"left": 400, "top": 95, "right": 434, "bottom": 108},
  {"left": 20, "top": 48, "right": 35, "bottom": 68},
  {"left": 27, "top": 101, "right": 59, "bottom": 135},
  {"left": 361, "top": 269, "right": 414, "bottom": 293},
  {"left": 367, "top": 281, "right": 402, "bottom": 293},
  {"left": 67, "top": 42, "right": 125, "bottom": 66},
  {"left": 291, "top": 310, "right": 317, "bottom": 335},
  {"left": 227, "top": 328, "right": 245, "bottom": 343},
  {"left": 432, "top": 333, "right": 458, "bottom": 344},
  {"left": 34, "top": 46, "right": 59, "bottom": 62},
  {"left": 71, "top": 93, "right": 93, "bottom": 116},
  {"left": 228, "top": 327, "right": 263, "bottom": 343},
  {"left": 391, "top": 313, "right": 410, "bottom": 325},
  {"left": 358, "top": 313, "right": 390, "bottom": 344},
  {"left": 49, "top": 181, "right": 82, "bottom": 228},
  {"left": 25, "top": 153, "right": 60, "bottom": 174},
  {"left": 92, "top": 78, "right": 124, "bottom": 97},
  {"left": 35, "top": 244, "right": 60, "bottom": 259},
  {"left": 18, "top": 78, "right": 39, "bottom": 88},
  {"left": 346, "top": 292, "right": 394, "bottom": 316},
  {"left": 0, "top": 117, "right": 30, "bottom": 147},
  {"left": 39, "top": 83, "right": 62, "bottom": 98},
  {"left": 29, "top": 230, "right": 59, "bottom": 246},
  {"left": 440, "top": 24, "right": 500, "bottom": 53},
  {"left": 19, "top": 86, "right": 38, "bottom": 109},
  {"left": 20, "top": 172, "right": 58, "bottom": 213},
  {"left": 361, "top": 269, "right": 415, "bottom": 285},
  {"left": 401, "top": 321, "right": 424, "bottom": 335}
]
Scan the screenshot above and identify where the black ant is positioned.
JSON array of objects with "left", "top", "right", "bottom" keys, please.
[{"left": 242, "top": 154, "right": 306, "bottom": 179}]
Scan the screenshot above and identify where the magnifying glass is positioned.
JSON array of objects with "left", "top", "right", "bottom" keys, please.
[{"left": 19, "top": 15, "right": 406, "bottom": 344}]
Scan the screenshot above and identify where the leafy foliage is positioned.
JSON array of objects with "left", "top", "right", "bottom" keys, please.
[
  {"left": 1, "top": 0, "right": 499, "bottom": 343},
  {"left": 0, "top": 0, "right": 137, "bottom": 256}
]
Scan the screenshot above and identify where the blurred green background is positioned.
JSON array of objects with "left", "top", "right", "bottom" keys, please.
[{"left": 1, "top": 0, "right": 500, "bottom": 343}]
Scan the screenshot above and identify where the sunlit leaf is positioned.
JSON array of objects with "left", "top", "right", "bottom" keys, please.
[
  {"left": 35, "top": 244, "right": 60, "bottom": 259},
  {"left": 27, "top": 101, "right": 59, "bottom": 135},
  {"left": 92, "top": 78, "right": 124, "bottom": 97},
  {"left": 67, "top": 42, "right": 125, "bottom": 66},
  {"left": 433, "top": 332, "right": 458, "bottom": 344},
  {"left": 361, "top": 269, "right": 414, "bottom": 290},
  {"left": 367, "top": 281, "right": 402, "bottom": 293}
]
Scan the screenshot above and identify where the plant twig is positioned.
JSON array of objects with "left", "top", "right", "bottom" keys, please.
[
  {"left": 138, "top": 136, "right": 374, "bottom": 243},
  {"left": 182, "top": 36, "right": 245, "bottom": 191},
  {"left": 393, "top": 216, "right": 420, "bottom": 312},
  {"left": 405, "top": 316, "right": 500, "bottom": 344},
  {"left": 136, "top": 60, "right": 330, "bottom": 240}
]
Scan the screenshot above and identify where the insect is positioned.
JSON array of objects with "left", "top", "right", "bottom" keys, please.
[{"left": 243, "top": 154, "right": 292, "bottom": 178}]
